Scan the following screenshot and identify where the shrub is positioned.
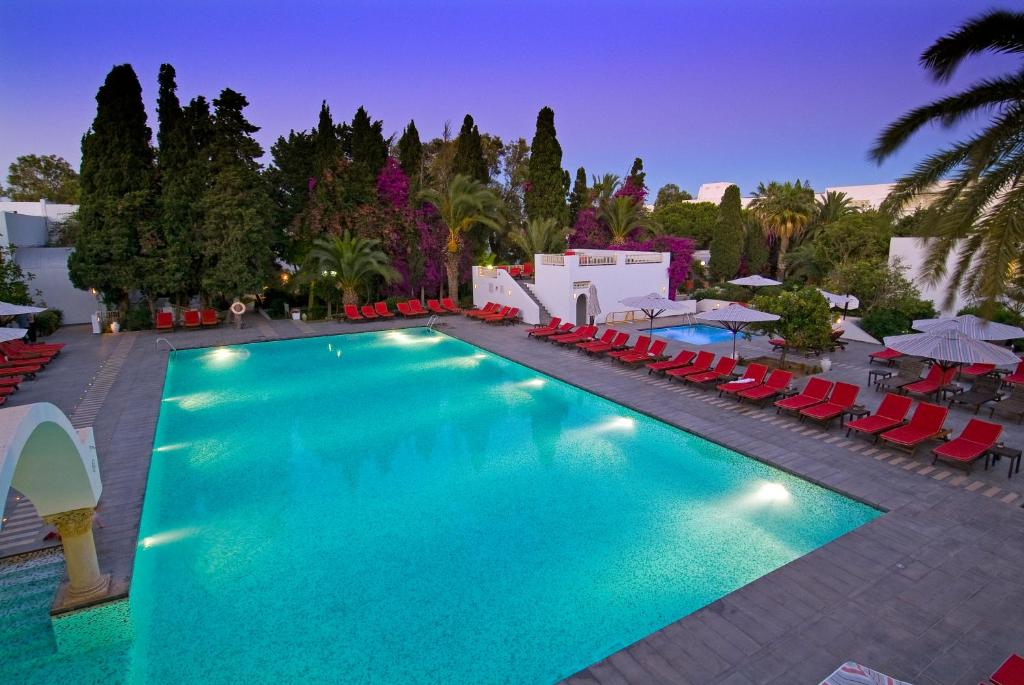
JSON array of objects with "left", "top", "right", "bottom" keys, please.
[
  {"left": 752, "top": 288, "right": 833, "bottom": 366},
  {"left": 34, "top": 309, "right": 62, "bottom": 336},
  {"left": 860, "top": 308, "right": 915, "bottom": 340},
  {"left": 692, "top": 283, "right": 755, "bottom": 303},
  {"left": 124, "top": 306, "right": 152, "bottom": 331}
]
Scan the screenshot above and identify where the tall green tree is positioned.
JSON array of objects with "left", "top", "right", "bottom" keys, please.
[
  {"left": 397, "top": 120, "right": 423, "bottom": 192},
  {"left": 69, "top": 64, "right": 155, "bottom": 309},
  {"left": 743, "top": 211, "right": 771, "bottom": 274},
  {"left": 871, "top": 9, "right": 1024, "bottom": 312},
  {"left": 524, "top": 106, "right": 567, "bottom": 224},
  {"left": 2, "top": 154, "right": 80, "bottom": 203},
  {"left": 627, "top": 157, "right": 646, "bottom": 189},
  {"left": 418, "top": 174, "right": 502, "bottom": 299},
  {"left": 452, "top": 114, "right": 488, "bottom": 183},
  {"left": 344, "top": 106, "right": 388, "bottom": 205},
  {"left": 653, "top": 183, "right": 692, "bottom": 210},
  {"left": 709, "top": 185, "right": 743, "bottom": 280},
  {"left": 313, "top": 101, "right": 341, "bottom": 176},
  {"left": 199, "top": 89, "right": 274, "bottom": 301},
  {"left": 266, "top": 128, "right": 315, "bottom": 257},
  {"left": 749, "top": 180, "right": 816, "bottom": 279},
  {"left": 508, "top": 217, "right": 565, "bottom": 259},
  {"left": 568, "top": 167, "right": 588, "bottom": 226},
  {"left": 752, "top": 288, "right": 833, "bottom": 368}
]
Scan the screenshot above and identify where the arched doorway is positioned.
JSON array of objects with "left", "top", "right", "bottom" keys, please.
[
  {"left": 575, "top": 293, "right": 588, "bottom": 326},
  {"left": 0, "top": 402, "right": 109, "bottom": 606}
]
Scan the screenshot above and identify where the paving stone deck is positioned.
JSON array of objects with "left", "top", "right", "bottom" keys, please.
[{"left": 1, "top": 315, "right": 1022, "bottom": 683}]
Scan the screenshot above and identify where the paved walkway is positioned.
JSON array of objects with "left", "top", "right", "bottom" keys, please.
[{"left": 1, "top": 315, "right": 1022, "bottom": 683}]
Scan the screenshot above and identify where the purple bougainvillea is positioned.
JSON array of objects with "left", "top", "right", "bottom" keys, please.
[
  {"left": 618, "top": 236, "right": 695, "bottom": 299},
  {"left": 567, "top": 206, "right": 608, "bottom": 248},
  {"left": 614, "top": 176, "right": 647, "bottom": 206},
  {"left": 376, "top": 156, "right": 410, "bottom": 209}
]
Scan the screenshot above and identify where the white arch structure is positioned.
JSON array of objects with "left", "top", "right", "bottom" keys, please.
[{"left": 0, "top": 402, "right": 110, "bottom": 604}]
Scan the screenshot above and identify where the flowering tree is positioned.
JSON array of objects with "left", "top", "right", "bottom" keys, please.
[{"left": 619, "top": 236, "right": 694, "bottom": 299}]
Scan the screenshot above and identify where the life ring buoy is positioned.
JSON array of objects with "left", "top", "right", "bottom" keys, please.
[{"left": 230, "top": 302, "right": 246, "bottom": 316}]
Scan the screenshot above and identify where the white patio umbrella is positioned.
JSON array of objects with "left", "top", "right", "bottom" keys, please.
[
  {"left": 818, "top": 289, "right": 860, "bottom": 321},
  {"left": 620, "top": 293, "right": 695, "bottom": 339},
  {"left": 0, "top": 328, "right": 29, "bottom": 343},
  {"left": 728, "top": 275, "right": 782, "bottom": 288},
  {"left": 696, "top": 303, "right": 780, "bottom": 359},
  {"left": 912, "top": 314, "right": 1024, "bottom": 341},
  {"left": 586, "top": 284, "right": 602, "bottom": 323},
  {"left": 883, "top": 328, "right": 1021, "bottom": 371}
]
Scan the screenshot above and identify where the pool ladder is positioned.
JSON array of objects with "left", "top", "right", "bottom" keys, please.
[
  {"left": 155, "top": 337, "right": 177, "bottom": 352},
  {"left": 426, "top": 315, "right": 439, "bottom": 331}
]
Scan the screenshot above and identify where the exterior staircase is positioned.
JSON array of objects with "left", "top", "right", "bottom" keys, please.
[{"left": 520, "top": 280, "right": 554, "bottom": 324}]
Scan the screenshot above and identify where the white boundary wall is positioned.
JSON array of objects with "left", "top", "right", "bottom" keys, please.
[
  {"left": 470, "top": 268, "right": 541, "bottom": 324},
  {"left": 889, "top": 237, "right": 971, "bottom": 316}
]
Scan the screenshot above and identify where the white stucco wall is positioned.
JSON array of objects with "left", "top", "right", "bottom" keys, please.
[
  {"left": 0, "top": 200, "right": 77, "bottom": 223},
  {"left": 470, "top": 268, "right": 541, "bottom": 325},
  {"left": 17, "top": 247, "right": 101, "bottom": 324},
  {"left": 888, "top": 237, "right": 970, "bottom": 316}
]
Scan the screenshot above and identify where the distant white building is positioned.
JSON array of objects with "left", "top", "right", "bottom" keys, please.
[
  {"left": 0, "top": 199, "right": 99, "bottom": 324},
  {"left": 687, "top": 180, "right": 950, "bottom": 214},
  {"left": 471, "top": 249, "right": 673, "bottom": 325}
]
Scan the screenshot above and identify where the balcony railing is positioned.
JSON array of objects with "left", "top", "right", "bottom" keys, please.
[
  {"left": 541, "top": 254, "right": 565, "bottom": 266},
  {"left": 572, "top": 281, "right": 591, "bottom": 290},
  {"left": 578, "top": 254, "right": 617, "bottom": 266},
  {"left": 476, "top": 266, "right": 498, "bottom": 278},
  {"left": 625, "top": 253, "right": 663, "bottom": 264}
]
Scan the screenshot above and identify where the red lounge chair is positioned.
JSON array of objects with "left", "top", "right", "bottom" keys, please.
[
  {"left": 155, "top": 311, "right": 174, "bottom": 331},
  {"left": 532, "top": 323, "right": 573, "bottom": 339},
  {"left": 717, "top": 363, "right": 768, "bottom": 397},
  {"left": 374, "top": 302, "right": 395, "bottom": 318},
  {"left": 607, "top": 336, "right": 650, "bottom": 360},
  {"left": 426, "top": 299, "right": 446, "bottom": 315},
  {"left": 359, "top": 304, "right": 379, "bottom": 319},
  {"left": 8, "top": 339, "right": 64, "bottom": 353},
  {"left": 201, "top": 308, "right": 218, "bottom": 326},
  {"left": 647, "top": 349, "right": 696, "bottom": 374},
  {"left": 522, "top": 262, "right": 534, "bottom": 278},
  {"left": 769, "top": 337, "right": 787, "bottom": 351},
  {"left": 869, "top": 347, "right": 903, "bottom": 366},
  {"left": 879, "top": 401, "right": 949, "bottom": 453},
  {"left": 1003, "top": 360, "right": 1024, "bottom": 386},
  {"left": 527, "top": 318, "right": 563, "bottom": 337},
  {"left": 183, "top": 310, "right": 201, "bottom": 328},
  {"left": 509, "top": 265, "right": 523, "bottom": 278},
  {"left": 665, "top": 350, "right": 715, "bottom": 380},
  {"left": 404, "top": 300, "right": 426, "bottom": 316},
  {"left": 990, "top": 653, "right": 1024, "bottom": 685},
  {"left": 960, "top": 362, "right": 995, "bottom": 379},
  {"left": 0, "top": 354, "right": 50, "bottom": 368},
  {"left": 902, "top": 364, "right": 956, "bottom": 399},
  {"left": 931, "top": 418, "right": 1003, "bottom": 472},
  {"left": 581, "top": 331, "right": 629, "bottom": 354},
  {"left": 441, "top": 297, "right": 461, "bottom": 313},
  {"left": 0, "top": 366, "right": 39, "bottom": 379},
  {"left": 578, "top": 329, "right": 616, "bottom": 350},
  {"left": 618, "top": 339, "right": 668, "bottom": 365},
  {"left": 485, "top": 307, "right": 519, "bottom": 324},
  {"left": 845, "top": 393, "right": 913, "bottom": 440},
  {"left": 685, "top": 357, "right": 739, "bottom": 386},
  {"left": 344, "top": 304, "right": 364, "bottom": 321},
  {"left": 466, "top": 302, "right": 498, "bottom": 318},
  {"left": 738, "top": 369, "right": 793, "bottom": 403},
  {"left": 479, "top": 305, "right": 510, "bottom": 322},
  {"left": 799, "top": 381, "right": 860, "bottom": 425},
  {"left": 551, "top": 325, "right": 596, "bottom": 345},
  {"left": 0, "top": 376, "right": 24, "bottom": 387},
  {"left": 775, "top": 377, "right": 833, "bottom": 414},
  {"left": 0, "top": 386, "right": 15, "bottom": 396},
  {"left": 1, "top": 343, "right": 57, "bottom": 361}
]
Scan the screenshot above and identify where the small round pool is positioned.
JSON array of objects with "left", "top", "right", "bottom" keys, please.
[{"left": 653, "top": 324, "right": 749, "bottom": 346}]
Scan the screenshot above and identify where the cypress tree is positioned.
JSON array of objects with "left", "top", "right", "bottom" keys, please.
[
  {"left": 397, "top": 120, "right": 423, "bottom": 188},
  {"left": 267, "top": 128, "right": 315, "bottom": 257},
  {"left": 568, "top": 167, "right": 588, "bottom": 226},
  {"left": 156, "top": 65, "right": 183, "bottom": 162},
  {"left": 70, "top": 64, "right": 155, "bottom": 309},
  {"left": 744, "top": 211, "right": 771, "bottom": 275},
  {"left": 200, "top": 89, "right": 273, "bottom": 301},
  {"left": 344, "top": 106, "right": 388, "bottom": 205},
  {"left": 525, "top": 106, "right": 567, "bottom": 224},
  {"left": 709, "top": 184, "right": 743, "bottom": 280},
  {"left": 313, "top": 101, "right": 340, "bottom": 176},
  {"left": 452, "top": 114, "right": 488, "bottom": 183},
  {"left": 151, "top": 64, "right": 189, "bottom": 299},
  {"left": 628, "top": 157, "right": 646, "bottom": 189}
]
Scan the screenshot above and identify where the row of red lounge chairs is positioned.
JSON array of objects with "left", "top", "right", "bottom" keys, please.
[
  {"left": 495, "top": 263, "right": 533, "bottom": 279},
  {"left": 871, "top": 347, "right": 1024, "bottom": 386},
  {"left": 464, "top": 302, "right": 520, "bottom": 324},
  {"left": 155, "top": 309, "right": 219, "bottom": 330},
  {"left": 525, "top": 318, "right": 1008, "bottom": 474},
  {"left": 343, "top": 298, "right": 461, "bottom": 321},
  {"left": 0, "top": 338, "right": 65, "bottom": 406}
]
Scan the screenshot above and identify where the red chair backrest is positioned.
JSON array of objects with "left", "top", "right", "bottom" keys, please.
[
  {"left": 909, "top": 402, "right": 948, "bottom": 431},
  {"left": 632, "top": 336, "right": 650, "bottom": 353},
  {"left": 877, "top": 393, "right": 913, "bottom": 421},
  {"left": 922, "top": 364, "right": 944, "bottom": 383},
  {"left": 610, "top": 332, "right": 630, "bottom": 347},
  {"left": 375, "top": 302, "right": 391, "bottom": 316},
  {"left": 647, "top": 340, "right": 667, "bottom": 357},
  {"left": 426, "top": 299, "right": 440, "bottom": 308},
  {"left": 396, "top": 302, "right": 411, "bottom": 315},
  {"left": 596, "top": 330, "right": 616, "bottom": 344},
  {"left": 505, "top": 308, "right": 519, "bottom": 319},
  {"left": 801, "top": 377, "right": 833, "bottom": 400},
  {"left": 156, "top": 312, "right": 173, "bottom": 326},
  {"left": 766, "top": 369, "right": 793, "bottom": 390},
  {"left": 940, "top": 366, "right": 957, "bottom": 385},
  {"left": 548, "top": 317, "right": 561, "bottom": 328},
  {"left": 557, "top": 323, "right": 573, "bottom": 332},
  {"left": 960, "top": 418, "right": 1002, "bottom": 446},
  {"left": 523, "top": 262, "right": 534, "bottom": 276},
  {"left": 442, "top": 297, "right": 458, "bottom": 309},
  {"left": 713, "top": 357, "right": 737, "bottom": 375},
  {"left": 410, "top": 300, "right": 427, "bottom": 312},
  {"left": 493, "top": 306, "right": 511, "bottom": 316},
  {"left": 345, "top": 304, "right": 362, "bottom": 318},
  {"left": 184, "top": 310, "right": 200, "bottom": 323},
  {"left": 202, "top": 308, "right": 217, "bottom": 320},
  {"left": 828, "top": 382, "right": 860, "bottom": 408},
  {"left": 691, "top": 350, "right": 714, "bottom": 370},
  {"left": 672, "top": 350, "right": 696, "bottom": 364},
  {"left": 741, "top": 363, "right": 768, "bottom": 384},
  {"left": 361, "top": 305, "right": 376, "bottom": 317}
]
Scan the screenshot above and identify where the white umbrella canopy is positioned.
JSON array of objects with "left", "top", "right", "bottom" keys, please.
[
  {"left": 728, "top": 275, "right": 782, "bottom": 288},
  {"left": 586, "top": 284, "right": 602, "bottom": 320},
  {"left": 818, "top": 289, "right": 860, "bottom": 311},
  {"left": 620, "top": 293, "right": 695, "bottom": 339},
  {"left": 0, "top": 328, "right": 29, "bottom": 343},
  {"left": 696, "top": 303, "right": 780, "bottom": 358},
  {"left": 912, "top": 314, "right": 1024, "bottom": 341},
  {"left": 884, "top": 328, "right": 1021, "bottom": 369},
  {"left": 0, "top": 302, "right": 45, "bottom": 316}
]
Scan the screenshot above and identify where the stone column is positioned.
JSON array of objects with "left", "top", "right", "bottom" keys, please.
[{"left": 42, "top": 507, "right": 110, "bottom": 602}]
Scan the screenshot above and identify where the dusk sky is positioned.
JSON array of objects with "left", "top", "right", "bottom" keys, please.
[{"left": 0, "top": 0, "right": 1013, "bottom": 196}]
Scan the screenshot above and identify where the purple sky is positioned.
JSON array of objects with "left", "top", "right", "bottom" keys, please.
[{"left": 0, "top": 0, "right": 1012, "bottom": 196}]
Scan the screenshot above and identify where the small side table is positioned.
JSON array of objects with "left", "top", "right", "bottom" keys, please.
[
  {"left": 868, "top": 369, "right": 893, "bottom": 389},
  {"left": 842, "top": 405, "right": 870, "bottom": 428},
  {"left": 777, "top": 387, "right": 799, "bottom": 399},
  {"left": 986, "top": 444, "right": 1022, "bottom": 479}
]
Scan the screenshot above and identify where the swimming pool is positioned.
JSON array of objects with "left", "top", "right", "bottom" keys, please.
[
  {"left": 7, "top": 328, "right": 878, "bottom": 683},
  {"left": 654, "top": 323, "right": 748, "bottom": 346}
]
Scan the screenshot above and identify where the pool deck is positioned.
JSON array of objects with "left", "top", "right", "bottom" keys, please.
[{"left": 2, "top": 314, "right": 1023, "bottom": 683}]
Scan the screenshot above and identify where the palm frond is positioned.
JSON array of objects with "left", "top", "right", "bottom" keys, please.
[{"left": 921, "top": 10, "right": 1024, "bottom": 83}]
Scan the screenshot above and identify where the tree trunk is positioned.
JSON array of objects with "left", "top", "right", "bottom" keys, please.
[
  {"left": 776, "top": 236, "right": 791, "bottom": 280},
  {"left": 342, "top": 288, "right": 358, "bottom": 306},
  {"left": 445, "top": 251, "right": 460, "bottom": 304},
  {"left": 308, "top": 280, "right": 316, "bottom": 312}
]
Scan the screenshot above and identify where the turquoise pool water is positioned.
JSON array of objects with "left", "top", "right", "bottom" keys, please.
[
  {"left": 6, "top": 328, "right": 879, "bottom": 684},
  {"left": 653, "top": 323, "right": 749, "bottom": 346}
]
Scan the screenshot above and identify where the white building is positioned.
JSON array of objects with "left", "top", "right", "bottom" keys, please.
[
  {"left": 471, "top": 249, "right": 673, "bottom": 326},
  {"left": 889, "top": 237, "right": 973, "bottom": 317},
  {"left": 687, "top": 180, "right": 950, "bottom": 214},
  {"left": 0, "top": 200, "right": 99, "bottom": 324}
]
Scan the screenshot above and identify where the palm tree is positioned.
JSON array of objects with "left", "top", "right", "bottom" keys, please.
[
  {"left": 589, "top": 173, "right": 621, "bottom": 204},
  {"left": 816, "top": 191, "right": 857, "bottom": 224},
  {"left": 508, "top": 217, "right": 566, "bottom": 259},
  {"left": 305, "top": 231, "right": 399, "bottom": 312},
  {"left": 749, "top": 180, "right": 816, "bottom": 279},
  {"left": 871, "top": 9, "right": 1024, "bottom": 311},
  {"left": 418, "top": 174, "right": 502, "bottom": 300},
  {"left": 600, "top": 196, "right": 646, "bottom": 245}
]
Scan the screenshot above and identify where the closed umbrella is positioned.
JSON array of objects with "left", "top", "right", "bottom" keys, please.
[
  {"left": 884, "top": 328, "right": 1020, "bottom": 370},
  {"left": 586, "top": 284, "right": 602, "bottom": 323},
  {"left": 696, "top": 303, "right": 780, "bottom": 359},
  {"left": 912, "top": 314, "right": 1024, "bottom": 341},
  {"left": 728, "top": 275, "right": 782, "bottom": 288},
  {"left": 818, "top": 289, "right": 860, "bottom": 321},
  {"left": 620, "top": 293, "right": 695, "bottom": 339},
  {"left": 0, "top": 328, "right": 29, "bottom": 343}
]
